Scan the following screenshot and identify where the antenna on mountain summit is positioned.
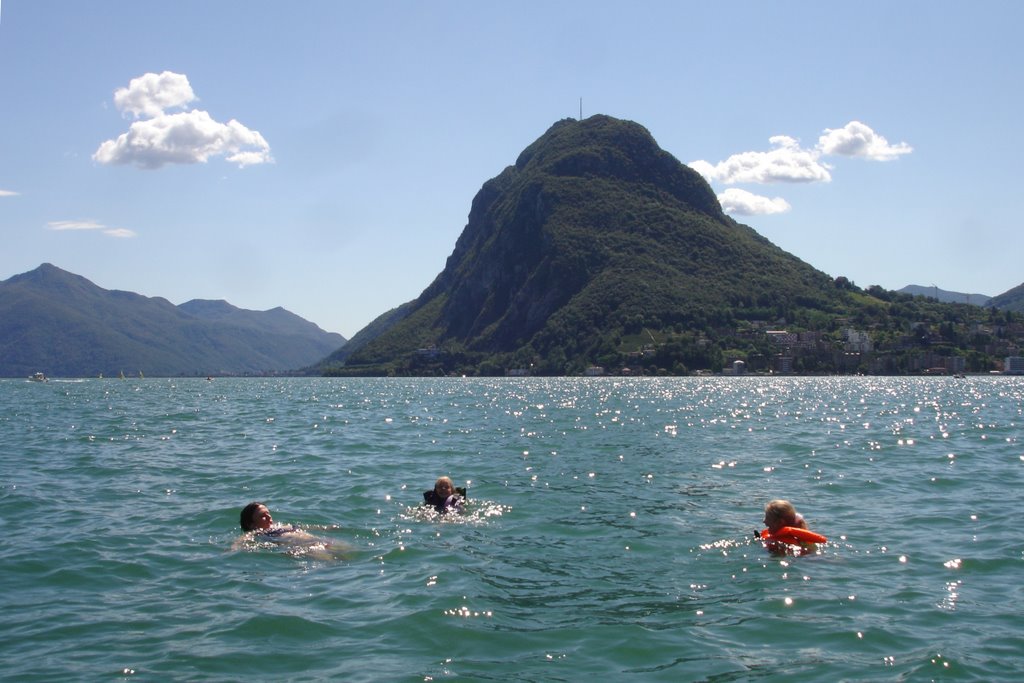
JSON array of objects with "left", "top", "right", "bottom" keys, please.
[{"left": 579, "top": 98, "right": 583, "bottom": 121}]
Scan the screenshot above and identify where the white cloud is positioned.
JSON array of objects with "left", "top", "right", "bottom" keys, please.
[
  {"left": 94, "top": 110, "right": 272, "bottom": 169},
  {"left": 817, "top": 120, "right": 912, "bottom": 160},
  {"left": 690, "top": 136, "right": 832, "bottom": 185},
  {"left": 114, "top": 71, "right": 196, "bottom": 119},
  {"left": 47, "top": 220, "right": 136, "bottom": 238},
  {"left": 690, "top": 120, "right": 912, "bottom": 215},
  {"left": 47, "top": 220, "right": 105, "bottom": 231},
  {"left": 718, "top": 188, "right": 791, "bottom": 216},
  {"left": 102, "top": 228, "right": 138, "bottom": 239},
  {"left": 690, "top": 120, "right": 912, "bottom": 188},
  {"left": 94, "top": 71, "right": 272, "bottom": 169},
  {"left": 0, "top": 189, "right": 19, "bottom": 197},
  {"left": 226, "top": 150, "right": 273, "bottom": 167}
]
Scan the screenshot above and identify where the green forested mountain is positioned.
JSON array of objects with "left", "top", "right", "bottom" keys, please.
[
  {"left": 0, "top": 264, "right": 345, "bottom": 377},
  {"left": 323, "top": 115, "right": 1024, "bottom": 376}
]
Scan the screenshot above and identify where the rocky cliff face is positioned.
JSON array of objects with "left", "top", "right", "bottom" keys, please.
[{"left": 420, "top": 117, "right": 725, "bottom": 346}]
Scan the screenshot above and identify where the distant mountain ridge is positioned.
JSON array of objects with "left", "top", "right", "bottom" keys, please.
[
  {"left": 897, "top": 284, "right": 991, "bottom": 306},
  {"left": 178, "top": 298, "right": 336, "bottom": 338},
  {"left": 989, "top": 282, "right": 1024, "bottom": 313},
  {"left": 0, "top": 263, "right": 345, "bottom": 377}
]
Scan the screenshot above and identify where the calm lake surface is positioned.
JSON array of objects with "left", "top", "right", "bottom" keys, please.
[{"left": 1, "top": 376, "right": 1022, "bottom": 681}]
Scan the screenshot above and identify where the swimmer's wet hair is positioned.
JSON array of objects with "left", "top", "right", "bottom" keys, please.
[
  {"left": 240, "top": 501, "right": 265, "bottom": 531},
  {"left": 764, "top": 499, "right": 798, "bottom": 525}
]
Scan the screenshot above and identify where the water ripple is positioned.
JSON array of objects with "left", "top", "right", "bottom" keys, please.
[{"left": 1, "top": 376, "right": 1022, "bottom": 681}]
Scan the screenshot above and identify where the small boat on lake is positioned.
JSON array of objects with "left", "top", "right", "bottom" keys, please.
[{"left": 29, "top": 372, "right": 48, "bottom": 382}]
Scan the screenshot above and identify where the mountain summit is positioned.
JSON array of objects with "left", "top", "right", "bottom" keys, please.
[{"left": 326, "top": 115, "right": 850, "bottom": 375}]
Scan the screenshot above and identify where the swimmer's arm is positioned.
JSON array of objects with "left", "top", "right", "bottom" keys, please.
[
  {"left": 230, "top": 533, "right": 252, "bottom": 551},
  {"left": 285, "top": 528, "right": 317, "bottom": 540}
]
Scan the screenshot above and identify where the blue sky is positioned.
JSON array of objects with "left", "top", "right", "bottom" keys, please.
[{"left": 2, "top": 2, "right": 1021, "bottom": 337}]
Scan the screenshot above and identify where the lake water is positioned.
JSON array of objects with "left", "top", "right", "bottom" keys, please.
[{"left": 1, "top": 376, "right": 1022, "bottom": 681}]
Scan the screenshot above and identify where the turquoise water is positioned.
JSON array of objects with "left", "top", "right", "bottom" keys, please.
[{"left": 1, "top": 376, "right": 1022, "bottom": 681}]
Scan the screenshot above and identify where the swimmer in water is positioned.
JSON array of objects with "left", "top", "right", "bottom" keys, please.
[
  {"left": 233, "top": 502, "right": 346, "bottom": 557},
  {"left": 760, "top": 499, "right": 818, "bottom": 555},
  {"left": 423, "top": 476, "right": 466, "bottom": 513},
  {"left": 763, "top": 499, "right": 807, "bottom": 534},
  {"left": 239, "top": 501, "right": 297, "bottom": 536}
]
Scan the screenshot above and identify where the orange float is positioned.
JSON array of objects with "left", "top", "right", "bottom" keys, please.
[{"left": 761, "top": 526, "right": 827, "bottom": 545}]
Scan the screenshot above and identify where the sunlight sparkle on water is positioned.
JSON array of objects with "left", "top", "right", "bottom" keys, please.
[{"left": 6, "top": 375, "right": 1024, "bottom": 681}]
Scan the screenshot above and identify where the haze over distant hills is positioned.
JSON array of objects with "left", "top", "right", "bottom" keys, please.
[
  {"left": 897, "top": 285, "right": 991, "bottom": 306},
  {"left": 0, "top": 264, "right": 345, "bottom": 377},
  {"left": 320, "top": 115, "right": 1023, "bottom": 376},
  {"left": 988, "top": 283, "right": 1024, "bottom": 313}
]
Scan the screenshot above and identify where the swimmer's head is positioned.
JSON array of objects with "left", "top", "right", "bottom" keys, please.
[
  {"left": 434, "top": 476, "right": 455, "bottom": 498},
  {"left": 240, "top": 502, "right": 273, "bottom": 531},
  {"left": 764, "top": 499, "right": 798, "bottom": 532}
]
